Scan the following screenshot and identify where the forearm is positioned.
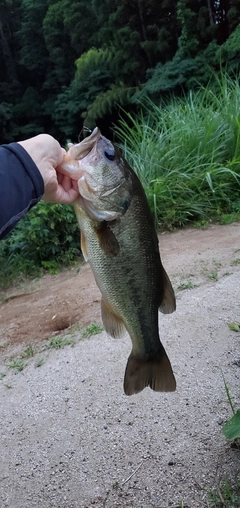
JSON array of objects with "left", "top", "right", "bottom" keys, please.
[{"left": 0, "top": 143, "right": 44, "bottom": 239}]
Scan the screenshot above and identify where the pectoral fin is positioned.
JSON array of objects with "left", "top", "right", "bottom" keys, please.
[
  {"left": 159, "top": 267, "right": 176, "bottom": 314},
  {"left": 101, "top": 297, "right": 126, "bottom": 339},
  {"left": 95, "top": 222, "right": 120, "bottom": 256},
  {"left": 80, "top": 231, "right": 88, "bottom": 261}
]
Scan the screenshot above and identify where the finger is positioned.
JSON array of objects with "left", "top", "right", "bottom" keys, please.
[
  {"left": 57, "top": 172, "right": 64, "bottom": 185},
  {"left": 57, "top": 173, "right": 80, "bottom": 193},
  {"left": 61, "top": 174, "right": 73, "bottom": 192},
  {"left": 55, "top": 186, "right": 80, "bottom": 204},
  {"left": 72, "top": 179, "right": 79, "bottom": 192}
]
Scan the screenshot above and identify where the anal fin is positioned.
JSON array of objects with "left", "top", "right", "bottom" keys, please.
[
  {"left": 101, "top": 297, "right": 126, "bottom": 339},
  {"left": 159, "top": 267, "right": 176, "bottom": 314}
]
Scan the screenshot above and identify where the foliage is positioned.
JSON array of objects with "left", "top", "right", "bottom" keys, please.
[
  {"left": 0, "top": 202, "right": 80, "bottom": 286},
  {"left": 222, "top": 358, "right": 240, "bottom": 442},
  {"left": 223, "top": 410, "right": 240, "bottom": 440},
  {"left": 228, "top": 322, "right": 240, "bottom": 332},
  {"left": 218, "top": 24, "right": 240, "bottom": 74},
  {"left": 207, "top": 476, "right": 240, "bottom": 507},
  {"left": 54, "top": 45, "right": 138, "bottom": 134},
  {"left": 84, "top": 84, "right": 136, "bottom": 129},
  {"left": 1, "top": 74, "right": 240, "bottom": 286},
  {"left": 116, "top": 75, "right": 240, "bottom": 229},
  {"left": 1, "top": 1, "right": 240, "bottom": 143}
]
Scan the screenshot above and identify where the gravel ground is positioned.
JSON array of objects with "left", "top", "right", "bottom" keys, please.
[{"left": 0, "top": 223, "right": 240, "bottom": 508}]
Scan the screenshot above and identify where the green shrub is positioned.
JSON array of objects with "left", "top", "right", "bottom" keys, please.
[{"left": 0, "top": 202, "right": 81, "bottom": 286}]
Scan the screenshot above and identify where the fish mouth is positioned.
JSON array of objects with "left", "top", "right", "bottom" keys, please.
[
  {"left": 73, "top": 127, "right": 101, "bottom": 160},
  {"left": 57, "top": 127, "right": 101, "bottom": 179},
  {"left": 58, "top": 127, "right": 132, "bottom": 222}
]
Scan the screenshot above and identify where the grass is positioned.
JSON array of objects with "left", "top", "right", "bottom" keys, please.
[
  {"left": 44, "top": 323, "right": 103, "bottom": 349},
  {"left": 45, "top": 336, "right": 76, "bottom": 350},
  {"left": 116, "top": 74, "right": 240, "bottom": 229},
  {"left": 231, "top": 258, "right": 240, "bottom": 266},
  {"left": 199, "top": 259, "right": 223, "bottom": 282},
  {"left": 0, "top": 322, "right": 104, "bottom": 385},
  {"left": 207, "top": 477, "right": 240, "bottom": 507},
  {"left": 81, "top": 323, "right": 103, "bottom": 338},
  {"left": 5, "top": 345, "right": 36, "bottom": 373},
  {"left": 2, "top": 322, "right": 103, "bottom": 378},
  {"left": 177, "top": 281, "right": 199, "bottom": 291},
  {"left": 208, "top": 271, "right": 218, "bottom": 281},
  {"left": 35, "top": 358, "right": 44, "bottom": 368},
  {"left": 20, "top": 344, "right": 35, "bottom": 358},
  {"left": 7, "top": 358, "right": 25, "bottom": 372},
  {"left": 220, "top": 212, "right": 240, "bottom": 224}
]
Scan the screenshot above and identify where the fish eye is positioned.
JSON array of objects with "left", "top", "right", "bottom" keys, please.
[
  {"left": 104, "top": 148, "right": 115, "bottom": 161},
  {"left": 122, "top": 199, "right": 130, "bottom": 211}
]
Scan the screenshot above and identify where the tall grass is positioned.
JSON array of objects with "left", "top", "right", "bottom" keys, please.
[{"left": 116, "top": 75, "right": 240, "bottom": 228}]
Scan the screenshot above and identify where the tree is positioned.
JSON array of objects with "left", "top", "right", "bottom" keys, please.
[
  {"left": 53, "top": 47, "right": 135, "bottom": 135},
  {"left": 0, "top": 0, "right": 20, "bottom": 84},
  {"left": 0, "top": 0, "right": 23, "bottom": 142},
  {"left": 227, "top": 0, "right": 240, "bottom": 33},
  {"left": 0, "top": 0, "right": 239, "bottom": 144},
  {"left": 218, "top": 23, "right": 240, "bottom": 73},
  {"left": 17, "top": 0, "right": 49, "bottom": 81},
  {"left": 43, "top": 1, "right": 77, "bottom": 87},
  {"left": 92, "top": 0, "right": 178, "bottom": 72}
]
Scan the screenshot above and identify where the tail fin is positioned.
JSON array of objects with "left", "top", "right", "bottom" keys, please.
[{"left": 124, "top": 348, "right": 176, "bottom": 396}]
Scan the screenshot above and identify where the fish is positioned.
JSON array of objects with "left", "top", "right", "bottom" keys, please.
[{"left": 59, "top": 127, "right": 176, "bottom": 395}]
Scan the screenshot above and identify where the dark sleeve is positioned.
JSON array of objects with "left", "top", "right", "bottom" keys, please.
[{"left": 0, "top": 142, "right": 44, "bottom": 239}]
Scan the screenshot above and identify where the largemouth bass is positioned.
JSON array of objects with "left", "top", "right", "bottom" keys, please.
[{"left": 59, "top": 128, "right": 176, "bottom": 395}]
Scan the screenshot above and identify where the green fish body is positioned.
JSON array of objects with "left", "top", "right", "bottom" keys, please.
[{"left": 60, "top": 128, "right": 176, "bottom": 395}]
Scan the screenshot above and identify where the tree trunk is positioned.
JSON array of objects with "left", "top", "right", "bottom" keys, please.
[{"left": 0, "top": 20, "right": 17, "bottom": 81}]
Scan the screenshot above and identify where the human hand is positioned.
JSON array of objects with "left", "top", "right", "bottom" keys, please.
[{"left": 18, "top": 134, "right": 79, "bottom": 204}]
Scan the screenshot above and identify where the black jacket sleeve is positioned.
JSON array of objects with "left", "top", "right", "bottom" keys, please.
[{"left": 0, "top": 142, "right": 44, "bottom": 239}]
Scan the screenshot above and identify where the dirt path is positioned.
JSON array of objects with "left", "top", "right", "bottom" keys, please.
[{"left": 0, "top": 223, "right": 240, "bottom": 507}]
